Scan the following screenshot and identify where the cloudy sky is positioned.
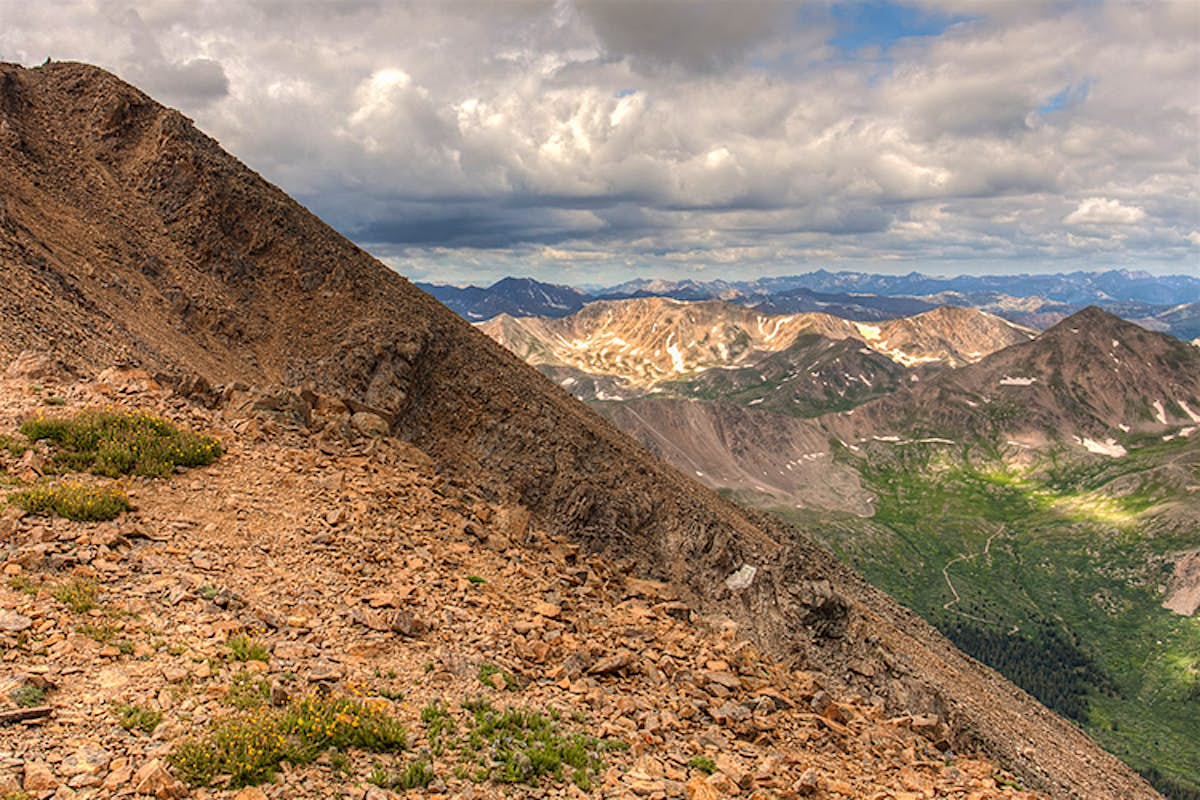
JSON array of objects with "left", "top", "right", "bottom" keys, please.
[{"left": 2, "top": 1, "right": 1198, "bottom": 286}]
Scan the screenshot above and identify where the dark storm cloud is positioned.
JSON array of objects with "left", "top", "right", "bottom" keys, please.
[
  {"left": 575, "top": 0, "right": 794, "bottom": 72},
  {"left": 142, "top": 57, "right": 229, "bottom": 107}
]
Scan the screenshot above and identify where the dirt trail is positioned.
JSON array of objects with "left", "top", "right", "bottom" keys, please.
[{"left": 941, "top": 526, "right": 1008, "bottom": 627}]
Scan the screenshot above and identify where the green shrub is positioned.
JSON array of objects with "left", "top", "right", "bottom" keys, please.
[
  {"left": 77, "top": 623, "right": 120, "bottom": 643},
  {"left": 460, "top": 698, "right": 617, "bottom": 788},
  {"left": 478, "top": 663, "right": 518, "bottom": 691},
  {"left": 421, "top": 699, "right": 456, "bottom": 755},
  {"left": 10, "top": 684, "right": 45, "bottom": 708},
  {"left": 170, "top": 692, "right": 407, "bottom": 788},
  {"left": 280, "top": 693, "right": 408, "bottom": 755},
  {"left": 10, "top": 480, "right": 130, "bottom": 521},
  {"left": 367, "top": 762, "right": 390, "bottom": 787},
  {"left": 227, "top": 669, "right": 270, "bottom": 710},
  {"left": 6, "top": 576, "right": 39, "bottom": 595},
  {"left": 51, "top": 578, "right": 98, "bottom": 613},
  {"left": 0, "top": 434, "right": 29, "bottom": 457},
  {"left": 225, "top": 635, "right": 270, "bottom": 663},
  {"left": 20, "top": 409, "right": 221, "bottom": 478},
  {"left": 114, "top": 703, "right": 162, "bottom": 733},
  {"left": 688, "top": 755, "right": 716, "bottom": 774},
  {"left": 396, "top": 759, "right": 436, "bottom": 789}
]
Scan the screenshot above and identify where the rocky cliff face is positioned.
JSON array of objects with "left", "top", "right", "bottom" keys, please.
[{"left": 0, "top": 61, "right": 1158, "bottom": 799}]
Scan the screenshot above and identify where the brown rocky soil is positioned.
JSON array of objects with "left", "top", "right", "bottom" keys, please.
[
  {"left": 0, "top": 61, "right": 1161, "bottom": 799},
  {"left": 2, "top": 365, "right": 1047, "bottom": 800}
]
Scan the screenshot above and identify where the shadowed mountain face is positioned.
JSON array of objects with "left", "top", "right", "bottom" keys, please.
[
  {"left": 415, "top": 276, "right": 590, "bottom": 321},
  {"left": 0, "top": 62, "right": 1159, "bottom": 799},
  {"left": 833, "top": 307, "right": 1200, "bottom": 446}
]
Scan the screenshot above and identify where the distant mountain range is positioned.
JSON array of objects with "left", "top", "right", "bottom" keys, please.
[
  {"left": 415, "top": 276, "right": 589, "bottom": 320},
  {"left": 417, "top": 271, "right": 1200, "bottom": 341},
  {"left": 479, "top": 298, "right": 1034, "bottom": 403}
]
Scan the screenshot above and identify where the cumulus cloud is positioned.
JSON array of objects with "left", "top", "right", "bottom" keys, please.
[
  {"left": 1063, "top": 198, "right": 1148, "bottom": 226},
  {"left": 0, "top": 0, "right": 1195, "bottom": 284}
]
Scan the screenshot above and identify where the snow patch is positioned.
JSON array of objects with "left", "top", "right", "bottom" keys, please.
[
  {"left": 1153, "top": 400, "right": 1167, "bottom": 425},
  {"left": 1178, "top": 400, "right": 1200, "bottom": 423},
  {"left": 999, "top": 376, "right": 1037, "bottom": 386},
  {"left": 889, "top": 351, "right": 943, "bottom": 367},
  {"left": 1077, "top": 437, "right": 1127, "bottom": 458},
  {"left": 665, "top": 332, "right": 685, "bottom": 373},
  {"left": 853, "top": 322, "right": 881, "bottom": 341}
]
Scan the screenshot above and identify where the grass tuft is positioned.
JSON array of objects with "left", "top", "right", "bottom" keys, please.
[
  {"left": 20, "top": 409, "right": 221, "bottom": 478},
  {"left": 170, "top": 691, "right": 407, "bottom": 788},
  {"left": 10, "top": 480, "right": 130, "bottom": 521},
  {"left": 460, "top": 697, "right": 619, "bottom": 789},
  {"left": 225, "top": 634, "right": 270, "bottom": 663},
  {"left": 52, "top": 578, "right": 99, "bottom": 613},
  {"left": 10, "top": 684, "right": 45, "bottom": 708},
  {"left": 114, "top": 703, "right": 162, "bottom": 733}
]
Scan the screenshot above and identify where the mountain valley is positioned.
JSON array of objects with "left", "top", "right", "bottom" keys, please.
[{"left": 480, "top": 295, "right": 1200, "bottom": 798}]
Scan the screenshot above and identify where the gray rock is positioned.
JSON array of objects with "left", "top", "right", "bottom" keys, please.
[
  {"left": 0, "top": 611, "right": 32, "bottom": 632},
  {"left": 724, "top": 564, "right": 757, "bottom": 591}
]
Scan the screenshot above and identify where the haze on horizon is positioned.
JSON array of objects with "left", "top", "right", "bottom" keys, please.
[{"left": 2, "top": 0, "right": 1197, "bottom": 286}]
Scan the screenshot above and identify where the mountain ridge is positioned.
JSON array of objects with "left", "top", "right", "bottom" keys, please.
[
  {"left": 421, "top": 274, "right": 1200, "bottom": 341},
  {"left": 479, "top": 298, "right": 1033, "bottom": 400}
]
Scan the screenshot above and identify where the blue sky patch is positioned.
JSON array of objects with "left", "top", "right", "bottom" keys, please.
[
  {"left": 1039, "top": 80, "right": 1092, "bottom": 114},
  {"left": 829, "top": 0, "right": 972, "bottom": 54}
]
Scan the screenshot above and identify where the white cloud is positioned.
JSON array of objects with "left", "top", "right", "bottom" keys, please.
[
  {"left": 0, "top": 0, "right": 1195, "bottom": 284},
  {"left": 1063, "top": 198, "right": 1148, "bottom": 226}
]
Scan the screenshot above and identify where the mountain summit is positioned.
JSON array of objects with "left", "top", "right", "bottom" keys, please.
[{"left": 0, "top": 62, "right": 1157, "bottom": 799}]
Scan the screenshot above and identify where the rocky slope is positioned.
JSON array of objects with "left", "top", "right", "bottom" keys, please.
[
  {"left": 1, "top": 365, "right": 1055, "bottom": 799},
  {"left": 0, "top": 61, "right": 1158, "bottom": 799},
  {"left": 596, "top": 398, "right": 873, "bottom": 515}
]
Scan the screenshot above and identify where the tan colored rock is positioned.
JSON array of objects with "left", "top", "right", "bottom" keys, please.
[
  {"left": 705, "top": 771, "right": 740, "bottom": 796},
  {"left": 23, "top": 761, "right": 59, "bottom": 792},
  {"left": 714, "top": 755, "right": 750, "bottom": 789},
  {"left": 234, "top": 787, "right": 271, "bottom": 800},
  {"left": 132, "top": 758, "right": 187, "bottom": 799},
  {"left": 686, "top": 776, "right": 721, "bottom": 800},
  {"left": 60, "top": 746, "right": 112, "bottom": 776},
  {"left": 532, "top": 600, "right": 561, "bottom": 618}
]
